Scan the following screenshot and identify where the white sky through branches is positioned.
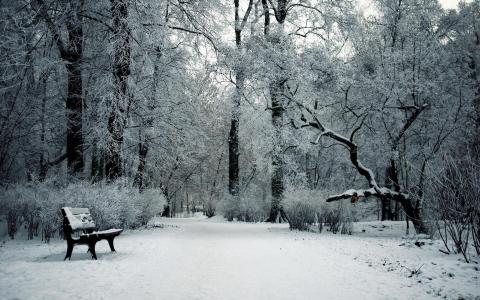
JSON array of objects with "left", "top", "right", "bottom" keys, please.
[{"left": 358, "top": 0, "right": 466, "bottom": 16}]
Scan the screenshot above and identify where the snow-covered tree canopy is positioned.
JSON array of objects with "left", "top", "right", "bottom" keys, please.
[{"left": 0, "top": 0, "right": 478, "bottom": 234}]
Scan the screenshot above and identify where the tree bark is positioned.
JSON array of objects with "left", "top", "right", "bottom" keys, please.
[
  {"left": 228, "top": 88, "right": 240, "bottom": 196},
  {"left": 228, "top": 0, "right": 253, "bottom": 197},
  {"left": 133, "top": 141, "right": 148, "bottom": 190},
  {"left": 383, "top": 159, "right": 400, "bottom": 220},
  {"left": 39, "top": 72, "right": 48, "bottom": 181},
  {"left": 469, "top": 34, "right": 480, "bottom": 157},
  {"left": 106, "top": 0, "right": 130, "bottom": 181},
  {"left": 65, "top": 57, "right": 84, "bottom": 175},
  {"left": 64, "top": 1, "right": 85, "bottom": 175},
  {"left": 90, "top": 97, "right": 103, "bottom": 181},
  {"left": 268, "top": 79, "right": 286, "bottom": 222},
  {"left": 264, "top": 0, "right": 288, "bottom": 223}
]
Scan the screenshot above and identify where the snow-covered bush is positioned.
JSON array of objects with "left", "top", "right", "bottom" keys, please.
[
  {"left": 217, "top": 193, "right": 236, "bottom": 221},
  {"left": 0, "top": 185, "right": 35, "bottom": 239},
  {"left": 135, "top": 188, "right": 166, "bottom": 225},
  {"left": 0, "top": 178, "right": 165, "bottom": 241},
  {"left": 236, "top": 195, "right": 269, "bottom": 222},
  {"left": 321, "top": 201, "right": 353, "bottom": 235},
  {"left": 204, "top": 198, "right": 216, "bottom": 218},
  {"left": 284, "top": 189, "right": 319, "bottom": 231},
  {"left": 217, "top": 192, "right": 269, "bottom": 222},
  {"left": 66, "top": 182, "right": 138, "bottom": 230},
  {"left": 284, "top": 189, "right": 353, "bottom": 233}
]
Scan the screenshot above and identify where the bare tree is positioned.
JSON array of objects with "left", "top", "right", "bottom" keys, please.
[{"left": 291, "top": 98, "right": 429, "bottom": 234}]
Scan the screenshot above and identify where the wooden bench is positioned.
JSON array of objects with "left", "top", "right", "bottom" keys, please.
[{"left": 61, "top": 207, "right": 123, "bottom": 260}]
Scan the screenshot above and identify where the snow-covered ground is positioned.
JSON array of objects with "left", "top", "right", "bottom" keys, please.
[{"left": 0, "top": 217, "right": 479, "bottom": 300}]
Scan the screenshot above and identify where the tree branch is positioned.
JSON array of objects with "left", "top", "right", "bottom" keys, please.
[
  {"left": 392, "top": 103, "right": 428, "bottom": 149},
  {"left": 289, "top": 97, "right": 410, "bottom": 203},
  {"left": 47, "top": 153, "right": 68, "bottom": 166},
  {"left": 32, "top": 0, "right": 68, "bottom": 59}
]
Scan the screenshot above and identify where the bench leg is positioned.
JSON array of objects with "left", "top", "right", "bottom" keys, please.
[
  {"left": 107, "top": 237, "right": 116, "bottom": 252},
  {"left": 64, "top": 241, "right": 74, "bottom": 261},
  {"left": 88, "top": 240, "right": 98, "bottom": 260}
]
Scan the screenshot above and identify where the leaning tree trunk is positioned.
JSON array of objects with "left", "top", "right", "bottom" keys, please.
[
  {"left": 106, "top": 0, "right": 130, "bottom": 181},
  {"left": 294, "top": 99, "right": 430, "bottom": 234}
]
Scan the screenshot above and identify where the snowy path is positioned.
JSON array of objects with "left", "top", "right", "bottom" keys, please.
[{"left": 1, "top": 218, "right": 478, "bottom": 300}]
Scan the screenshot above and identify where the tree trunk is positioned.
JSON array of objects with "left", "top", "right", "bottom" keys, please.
[
  {"left": 383, "top": 159, "right": 399, "bottom": 220},
  {"left": 134, "top": 48, "right": 161, "bottom": 190},
  {"left": 39, "top": 72, "right": 48, "bottom": 181},
  {"left": 469, "top": 40, "right": 480, "bottom": 157},
  {"left": 64, "top": 2, "right": 85, "bottom": 175},
  {"left": 268, "top": 79, "right": 287, "bottom": 222},
  {"left": 133, "top": 141, "right": 148, "bottom": 190},
  {"left": 106, "top": 0, "right": 130, "bottom": 181},
  {"left": 90, "top": 145, "right": 103, "bottom": 181},
  {"left": 398, "top": 196, "right": 428, "bottom": 234},
  {"left": 228, "top": 0, "right": 253, "bottom": 197},
  {"left": 263, "top": 0, "right": 288, "bottom": 223},
  {"left": 90, "top": 81, "right": 103, "bottom": 182},
  {"left": 228, "top": 70, "right": 242, "bottom": 196},
  {"left": 65, "top": 60, "right": 84, "bottom": 175}
]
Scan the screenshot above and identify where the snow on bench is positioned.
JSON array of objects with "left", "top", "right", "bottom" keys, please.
[
  {"left": 61, "top": 207, "right": 123, "bottom": 260},
  {"left": 63, "top": 207, "right": 96, "bottom": 230}
]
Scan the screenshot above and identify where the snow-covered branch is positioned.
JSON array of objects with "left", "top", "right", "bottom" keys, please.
[
  {"left": 291, "top": 98, "right": 410, "bottom": 203},
  {"left": 325, "top": 187, "right": 409, "bottom": 202}
]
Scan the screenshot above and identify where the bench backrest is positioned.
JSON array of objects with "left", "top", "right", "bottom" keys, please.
[{"left": 61, "top": 207, "right": 96, "bottom": 231}]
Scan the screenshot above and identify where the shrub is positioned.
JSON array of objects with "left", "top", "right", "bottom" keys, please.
[
  {"left": 217, "top": 192, "right": 269, "bottom": 222},
  {"left": 0, "top": 178, "right": 166, "bottom": 241},
  {"left": 283, "top": 188, "right": 353, "bottom": 234},
  {"left": 135, "top": 188, "right": 166, "bottom": 225},
  {"left": 284, "top": 189, "right": 320, "bottom": 231},
  {"left": 426, "top": 157, "right": 480, "bottom": 261}
]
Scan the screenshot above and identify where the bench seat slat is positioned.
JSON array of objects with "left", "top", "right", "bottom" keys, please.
[{"left": 81, "top": 229, "right": 123, "bottom": 238}]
